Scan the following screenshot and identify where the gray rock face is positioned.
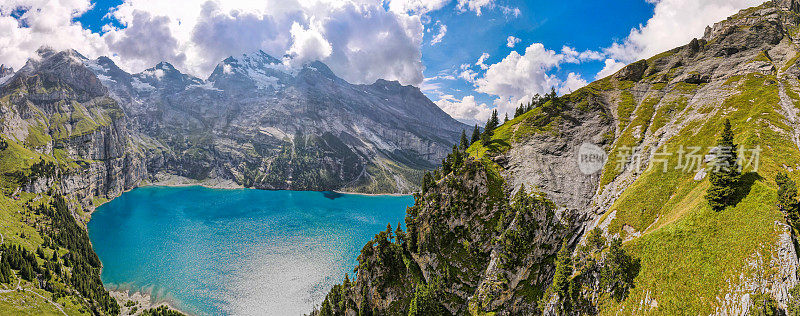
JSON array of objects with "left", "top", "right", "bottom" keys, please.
[
  {"left": 501, "top": 101, "right": 614, "bottom": 212},
  {"left": 84, "top": 50, "right": 467, "bottom": 193},
  {"left": 0, "top": 47, "right": 466, "bottom": 197},
  {"left": 0, "top": 49, "right": 162, "bottom": 210}
]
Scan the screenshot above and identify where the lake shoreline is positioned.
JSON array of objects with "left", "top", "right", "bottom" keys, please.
[{"left": 110, "top": 288, "right": 191, "bottom": 316}]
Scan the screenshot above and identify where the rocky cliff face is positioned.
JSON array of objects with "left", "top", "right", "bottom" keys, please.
[
  {"left": 84, "top": 50, "right": 466, "bottom": 193},
  {"left": 313, "top": 1, "right": 800, "bottom": 315},
  {"left": 0, "top": 48, "right": 168, "bottom": 211},
  {"left": 0, "top": 46, "right": 466, "bottom": 200}
]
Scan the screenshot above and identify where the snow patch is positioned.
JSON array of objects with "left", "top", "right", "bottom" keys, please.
[
  {"left": 96, "top": 74, "right": 117, "bottom": 84},
  {"left": 142, "top": 69, "right": 165, "bottom": 80},
  {"left": 0, "top": 74, "right": 13, "bottom": 85},
  {"left": 131, "top": 78, "right": 155, "bottom": 91},
  {"left": 84, "top": 60, "right": 107, "bottom": 74},
  {"left": 187, "top": 81, "right": 222, "bottom": 91}
]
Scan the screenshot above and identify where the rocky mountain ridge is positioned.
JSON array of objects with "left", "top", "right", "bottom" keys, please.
[{"left": 0, "top": 46, "right": 467, "bottom": 203}]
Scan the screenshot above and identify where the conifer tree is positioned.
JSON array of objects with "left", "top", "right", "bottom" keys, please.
[
  {"left": 481, "top": 110, "right": 499, "bottom": 146},
  {"left": 20, "top": 260, "right": 33, "bottom": 281},
  {"left": 470, "top": 125, "right": 480, "bottom": 144},
  {"left": 551, "top": 241, "right": 573, "bottom": 298},
  {"left": 459, "top": 130, "right": 468, "bottom": 151},
  {"left": 451, "top": 145, "right": 463, "bottom": 169},
  {"left": 706, "top": 119, "right": 741, "bottom": 211},
  {"left": 422, "top": 172, "right": 433, "bottom": 194},
  {"left": 777, "top": 172, "right": 800, "bottom": 225}
]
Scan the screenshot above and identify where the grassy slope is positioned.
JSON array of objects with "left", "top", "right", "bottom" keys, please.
[
  {"left": 0, "top": 138, "right": 94, "bottom": 314},
  {"left": 600, "top": 73, "right": 796, "bottom": 314},
  {"left": 465, "top": 65, "right": 795, "bottom": 314}
]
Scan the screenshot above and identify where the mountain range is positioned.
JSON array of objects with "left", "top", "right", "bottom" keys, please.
[
  {"left": 5, "top": 0, "right": 800, "bottom": 315},
  {"left": 1, "top": 46, "right": 467, "bottom": 201}
]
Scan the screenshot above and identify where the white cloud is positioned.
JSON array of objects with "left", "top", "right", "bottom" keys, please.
[
  {"left": 476, "top": 52, "right": 490, "bottom": 70},
  {"left": 559, "top": 72, "right": 588, "bottom": 95},
  {"left": 561, "top": 46, "right": 604, "bottom": 63},
  {"left": 0, "top": 0, "right": 107, "bottom": 70},
  {"left": 499, "top": 5, "right": 521, "bottom": 18},
  {"left": 430, "top": 21, "right": 447, "bottom": 45},
  {"left": 0, "top": 0, "right": 428, "bottom": 85},
  {"left": 434, "top": 94, "right": 492, "bottom": 124},
  {"left": 456, "top": 0, "right": 494, "bottom": 16},
  {"left": 103, "top": 10, "right": 186, "bottom": 72},
  {"left": 461, "top": 43, "right": 595, "bottom": 119},
  {"left": 388, "top": 0, "right": 450, "bottom": 14},
  {"left": 287, "top": 21, "right": 333, "bottom": 64},
  {"left": 604, "top": 0, "right": 762, "bottom": 63},
  {"left": 474, "top": 43, "right": 563, "bottom": 101},
  {"left": 595, "top": 58, "right": 627, "bottom": 80},
  {"left": 506, "top": 35, "right": 521, "bottom": 48}
]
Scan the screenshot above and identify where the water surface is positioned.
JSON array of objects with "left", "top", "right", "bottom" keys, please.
[{"left": 88, "top": 186, "right": 412, "bottom": 315}]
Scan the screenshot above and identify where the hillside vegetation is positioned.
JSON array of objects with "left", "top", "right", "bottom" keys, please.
[{"left": 313, "top": 1, "right": 800, "bottom": 315}]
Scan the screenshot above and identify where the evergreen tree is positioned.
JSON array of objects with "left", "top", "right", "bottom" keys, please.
[
  {"left": 787, "top": 285, "right": 800, "bottom": 316},
  {"left": 408, "top": 278, "right": 446, "bottom": 316},
  {"left": 451, "top": 145, "right": 463, "bottom": 170},
  {"left": 421, "top": 172, "right": 433, "bottom": 194},
  {"left": 602, "top": 238, "right": 639, "bottom": 301},
  {"left": 488, "top": 109, "right": 499, "bottom": 131},
  {"left": 459, "top": 130, "right": 468, "bottom": 151},
  {"left": 0, "top": 260, "right": 8, "bottom": 283},
  {"left": 550, "top": 241, "right": 573, "bottom": 299},
  {"left": 395, "top": 222, "right": 405, "bottom": 245},
  {"left": 480, "top": 110, "right": 499, "bottom": 146},
  {"left": 20, "top": 260, "right": 33, "bottom": 281},
  {"left": 470, "top": 125, "right": 480, "bottom": 144},
  {"left": 586, "top": 228, "right": 605, "bottom": 252},
  {"left": 706, "top": 119, "right": 741, "bottom": 211},
  {"left": 777, "top": 171, "right": 799, "bottom": 225},
  {"left": 504, "top": 113, "right": 509, "bottom": 123}
]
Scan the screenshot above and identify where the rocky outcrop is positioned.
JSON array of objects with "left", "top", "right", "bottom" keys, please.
[
  {"left": 613, "top": 60, "right": 648, "bottom": 82},
  {"left": 0, "top": 48, "right": 170, "bottom": 211}
]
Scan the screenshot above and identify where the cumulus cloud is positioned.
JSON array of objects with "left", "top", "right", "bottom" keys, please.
[
  {"left": 0, "top": 0, "right": 428, "bottom": 85},
  {"left": 103, "top": 10, "right": 186, "bottom": 72},
  {"left": 319, "top": 3, "right": 425, "bottom": 85},
  {"left": 506, "top": 35, "right": 520, "bottom": 48},
  {"left": 430, "top": 21, "right": 447, "bottom": 45},
  {"left": 595, "top": 58, "right": 627, "bottom": 80},
  {"left": 559, "top": 72, "right": 588, "bottom": 95},
  {"left": 456, "top": 0, "right": 494, "bottom": 16},
  {"left": 459, "top": 43, "right": 592, "bottom": 118},
  {"left": 474, "top": 43, "right": 563, "bottom": 101},
  {"left": 0, "top": 0, "right": 107, "bottom": 69},
  {"left": 434, "top": 94, "right": 492, "bottom": 124},
  {"left": 604, "top": 0, "right": 762, "bottom": 63},
  {"left": 288, "top": 22, "right": 333, "bottom": 63},
  {"left": 388, "top": 0, "right": 450, "bottom": 14},
  {"left": 476, "top": 52, "right": 490, "bottom": 70}
]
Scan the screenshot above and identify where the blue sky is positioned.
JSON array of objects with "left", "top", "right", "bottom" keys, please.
[
  {"left": 418, "top": 0, "right": 655, "bottom": 109},
  {"left": 0, "top": 0, "right": 764, "bottom": 124}
]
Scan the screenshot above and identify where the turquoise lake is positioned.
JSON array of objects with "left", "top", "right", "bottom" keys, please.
[{"left": 87, "top": 186, "right": 413, "bottom": 315}]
